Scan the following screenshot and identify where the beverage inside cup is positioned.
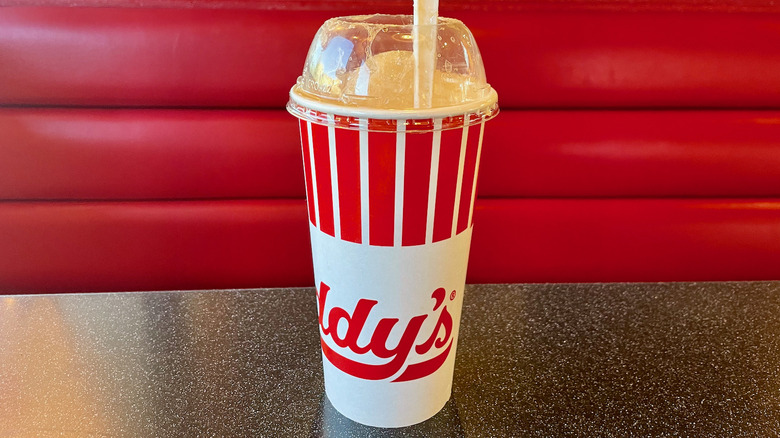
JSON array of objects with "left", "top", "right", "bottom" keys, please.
[{"left": 287, "top": 13, "right": 497, "bottom": 428}]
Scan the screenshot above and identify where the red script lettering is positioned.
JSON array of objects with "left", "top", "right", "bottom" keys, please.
[{"left": 316, "top": 282, "right": 454, "bottom": 381}]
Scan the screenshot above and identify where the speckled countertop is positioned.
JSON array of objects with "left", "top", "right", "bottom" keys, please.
[{"left": 2, "top": 282, "right": 780, "bottom": 437}]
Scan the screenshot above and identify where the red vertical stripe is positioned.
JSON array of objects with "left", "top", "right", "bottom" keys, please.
[
  {"left": 470, "top": 124, "right": 484, "bottom": 228},
  {"left": 299, "top": 120, "right": 316, "bottom": 226},
  {"left": 402, "top": 131, "right": 433, "bottom": 246},
  {"left": 336, "top": 128, "right": 362, "bottom": 244},
  {"left": 368, "top": 131, "right": 396, "bottom": 246},
  {"left": 432, "top": 128, "right": 462, "bottom": 242},
  {"left": 311, "top": 123, "right": 334, "bottom": 236},
  {"left": 457, "top": 124, "right": 481, "bottom": 233}
]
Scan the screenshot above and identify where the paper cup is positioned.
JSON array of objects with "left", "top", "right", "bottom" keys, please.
[
  {"left": 286, "top": 14, "right": 497, "bottom": 427},
  {"left": 291, "top": 107, "right": 488, "bottom": 427}
]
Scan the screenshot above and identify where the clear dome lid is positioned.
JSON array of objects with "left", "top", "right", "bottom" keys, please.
[{"left": 288, "top": 14, "right": 498, "bottom": 131}]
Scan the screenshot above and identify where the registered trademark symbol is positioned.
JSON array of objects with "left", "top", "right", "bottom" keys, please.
[{"left": 450, "top": 290, "right": 456, "bottom": 301}]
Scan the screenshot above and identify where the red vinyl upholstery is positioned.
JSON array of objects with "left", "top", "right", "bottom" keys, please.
[
  {"left": 2, "top": 199, "right": 780, "bottom": 293},
  {"left": 1, "top": 1, "right": 779, "bottom": 293},
  {"left": 1, "top": 5, "right": 779, "bottom": 108}
]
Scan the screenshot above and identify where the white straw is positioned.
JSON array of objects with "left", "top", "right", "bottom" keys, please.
[{"left": 413, "top": 0, "right": 439, "bottom": 109}]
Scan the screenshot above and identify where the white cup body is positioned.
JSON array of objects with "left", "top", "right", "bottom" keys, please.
[{"left": 296, "top": 110, "right": 486, "bottom": 427}]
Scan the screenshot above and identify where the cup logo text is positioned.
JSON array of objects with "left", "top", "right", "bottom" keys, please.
[{"left": 317, "top": 282, "right": 454, "bottom": 382}]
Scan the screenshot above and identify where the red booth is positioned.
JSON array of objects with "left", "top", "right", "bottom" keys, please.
[{"left": 1, "top": 1, "right": 780, "bottom": 293}]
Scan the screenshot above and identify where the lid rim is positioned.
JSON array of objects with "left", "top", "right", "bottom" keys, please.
[
  {"left": 328, "top": 14, "right": 461, "bottom": 28},
  {"left": 289, "top": 85, "right": 498, "bottom": 121}
]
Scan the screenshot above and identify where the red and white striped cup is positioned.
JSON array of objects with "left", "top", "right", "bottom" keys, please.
[
  {"left": 287, "top": 14, "right": 498, "bottom": 428},
  {"left": 289, "top": 104, "right": 495, "bottom": 428}
]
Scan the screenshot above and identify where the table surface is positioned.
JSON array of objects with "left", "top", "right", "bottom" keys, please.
[{"left": 2, "top": 282, "right": 780, "bottom": 437}]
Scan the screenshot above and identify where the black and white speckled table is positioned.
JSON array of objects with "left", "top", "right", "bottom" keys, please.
[{"left": 2, "top": 283, "right": 780, "bottom": 437}]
